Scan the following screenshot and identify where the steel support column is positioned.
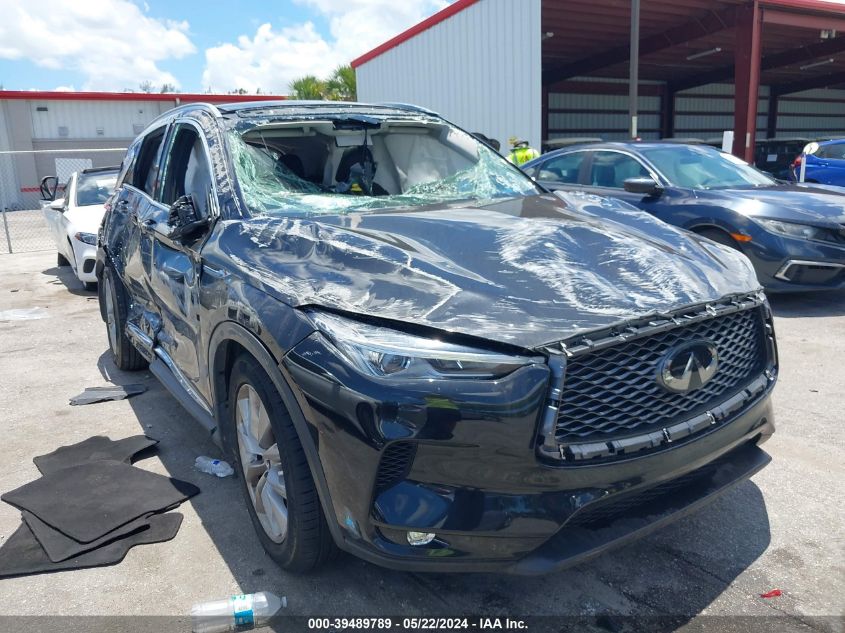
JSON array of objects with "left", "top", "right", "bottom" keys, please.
[
  {"left": 661, "top": 86, "right": 675, "bottom": 138},
  {"left": 766, "top": 93, "right": 779, "bottom": 138},
  {"left": 733, "top": 2, "right": 763, "bottom": 160},
  {"left": 629, "top": 0, "right": 641, "bottom": 139},
  {"left": 542, "top": 84, "right": 550, "bottom": 147}
]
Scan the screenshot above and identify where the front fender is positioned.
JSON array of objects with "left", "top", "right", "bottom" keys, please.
[{"left": 206, "top": 319, "right": 344, "bottom": 548}]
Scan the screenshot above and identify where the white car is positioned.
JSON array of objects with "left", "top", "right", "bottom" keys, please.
[{"left": 42, "top": 167, "right": 119, "bottom": 290}]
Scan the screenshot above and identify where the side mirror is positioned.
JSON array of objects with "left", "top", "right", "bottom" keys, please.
[
  {"left": 49, "top": 198, "right": 66, "bottom": 211},
  {"left": 624, "top": 177, "right": 663, "bottom": 197},
  {"left": 168, "top": 195, "right": 209, "bottom": 241},
  {"left": 40, "top": 176, "right": 59, "bottom": 201}
]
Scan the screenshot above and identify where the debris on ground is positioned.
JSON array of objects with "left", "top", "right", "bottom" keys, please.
[
  {"left": 195, "top": 456, "right": 235, "bottom": 478},
  {"left": 191, "top": 591, "right": 286, "bottom": 633},
  {"left": 0, "top": 435, "right": 198, "bottom": 578},
  {"left": 69, "top": 384, "right": 147, "bottom": 406},
  {"left": 760, "top": 589, "right": 783, "bottom": 599},
  {"left": 0, "top": 307, "right": 48, "bottom": 321}
]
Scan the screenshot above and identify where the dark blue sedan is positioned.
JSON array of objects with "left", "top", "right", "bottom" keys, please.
[
  {"left": 523, "top": 143, "right": 845, "bottom": 292},
  {"left": 790, "top": 139, "right": 845, "bottom": 186}
]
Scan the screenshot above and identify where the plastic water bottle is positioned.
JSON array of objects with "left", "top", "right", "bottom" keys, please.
[
  {"left": 194, "top": 456, "right": 234, "bottom": 478},
  {"left": 191, "top": 591, "right": 286, "bottom": 633}
]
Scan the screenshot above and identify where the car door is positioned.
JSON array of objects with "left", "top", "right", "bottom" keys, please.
[
  {"left": 43, "top": 173, "right": 74, "bottom": 258},
  {"left": 532, "top": 151, "right": 590, "bottom": 192},
  {"left": 579, "top": 149, "right": 705, "bottom": 229},
  {"left": 105, "top": 125, "right": 169, "bottom": 341},
  {"left": 815, "top": 144, "right": 845, "bottom": 185},
  {"left": 147, "top": 120, "right": 217, "bottom": 403}
]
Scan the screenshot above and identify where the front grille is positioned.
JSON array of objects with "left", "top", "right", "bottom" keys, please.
[
  {"left": 555, "top": 306, "right": 766, "bottom": 443},
  {"left": 374, "top": 442, "right": 416, "bottom": 492}
]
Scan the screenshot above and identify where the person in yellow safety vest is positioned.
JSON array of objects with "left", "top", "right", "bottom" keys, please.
[{"left": 507, "top": 138, "right": 540, "bottom": 166}]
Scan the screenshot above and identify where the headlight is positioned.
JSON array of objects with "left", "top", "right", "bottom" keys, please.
[
  {"left": 73, "top": 232, "right": 97, "bottom": 245},
  {"left": 309, "top": 311, "right": 542, "bottom": 379},
  {"left": 756, "top": 218, "right": 840, "bottom": 243}
]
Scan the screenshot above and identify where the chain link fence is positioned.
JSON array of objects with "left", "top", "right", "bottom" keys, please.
[{"left": 0, "top": 148, "right": 126, "bottom": 254}]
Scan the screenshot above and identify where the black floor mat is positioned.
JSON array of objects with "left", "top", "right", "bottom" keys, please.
[
  {"left": 69, "top": 384, "right": 147, "bottom": 406},
  {"left": 0, "top": 513, "right": 182, "bottom": 578},
  {"left": 33, "top": 435, "right": 159, "bottom": 475},
  {"left": 22, "top": 511, "right": 152, "bottom": 562},
  {"left": 1, "top": 461, "right": 198, "bottom": 543}
]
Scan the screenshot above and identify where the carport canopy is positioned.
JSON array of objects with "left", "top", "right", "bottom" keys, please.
[{"left": 541, "top": 0, "right": 845, "bottom": 160}]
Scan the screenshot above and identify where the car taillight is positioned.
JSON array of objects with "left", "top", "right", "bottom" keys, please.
[{"left": 792, "top": 155, "right": 803, "bottom": 168}]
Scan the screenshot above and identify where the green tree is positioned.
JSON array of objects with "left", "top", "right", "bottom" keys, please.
[
  {"left": 138, "top": 80, "right": 154, "bottom": 93},
  {"left": 325, "top": 65, "right": 356, "bottom": 101},
  {"left": 289, "top": 75, "right": 325, "bottom": 100}
]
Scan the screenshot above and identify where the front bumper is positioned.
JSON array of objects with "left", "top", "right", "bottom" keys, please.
[
  {"left": 69, "top": 238, "right": 98, "bottom": 283},
  {"left": 743, "top": 231, "right": 845, "bottom": 292},
  {"left": 282, "top": 328, "right": 776, "bottom": 574}
]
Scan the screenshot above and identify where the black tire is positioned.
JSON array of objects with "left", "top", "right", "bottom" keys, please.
[
  {"left": 695, "top": 227, "right": 742, "bottom": 252},
  {"left": 57, "top": 252, "right": 69, "bottom": 266},
  {"left": 227, "top": 354, "right": 336, "bottom": 572},
  {"left": 101, "top": 265, "right": 148, "bottom": 371}
]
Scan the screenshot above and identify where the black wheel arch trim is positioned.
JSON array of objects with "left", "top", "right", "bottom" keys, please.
[{"left": 207, "top": 320, "right": 345, "bottom": 548}]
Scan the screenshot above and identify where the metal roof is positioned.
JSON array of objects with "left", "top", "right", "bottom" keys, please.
[
  {"left": 352, "top": 0, "right": 845, "bottom": 93},
  {"left": 541, "top": 0, "right": 845, "bottom": 93}
]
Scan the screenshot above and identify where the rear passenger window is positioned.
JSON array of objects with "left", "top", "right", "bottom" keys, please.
[
  {"left": 130, "top": 126, "right": 167, "bottom": 196},
  {"left": 538, "top": 152, "right": 587, "bottom": 184}
]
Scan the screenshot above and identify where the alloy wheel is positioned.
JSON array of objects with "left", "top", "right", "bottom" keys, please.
[{"left": 235, "top": 383, "right": 288, "bottom": 543}]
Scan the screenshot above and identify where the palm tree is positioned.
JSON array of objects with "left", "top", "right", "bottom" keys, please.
[
  {"left": 289, "top": 76, "right": 325, "bottom": 100},
  {"left": 325, "top": 65, "right": 356, "bottom": 101}
]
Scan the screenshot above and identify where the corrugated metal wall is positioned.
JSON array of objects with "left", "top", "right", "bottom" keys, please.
[
  {"left": 545, "top": 80, "right": 844, "bottom": 142},
  {"left": 777, "top": 88, "right": 845, "bottom": 138},
  {"left": 674, "top": 84, "right": 770, "bottom": 140},
  {"left": 548, "top": 78, "right": 662, "bottom": 141},
  {"left": 356, "top": 0, "right": 542, "bottom": 152},
  {"left": 28, "top": 99, "right": 173, "bottom": 140}
]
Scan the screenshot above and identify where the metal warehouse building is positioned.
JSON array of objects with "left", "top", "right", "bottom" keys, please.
[
  {"left": 352, "top": 0, "right": 845, "bottom": 161},
  {"left": 0, "top": 91, "right": 285, "bottom": 211}
]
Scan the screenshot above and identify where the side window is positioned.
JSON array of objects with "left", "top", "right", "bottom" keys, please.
[
  {"left": 159, "top": 124, "right": 213, "bottom": 218},
  {"left": 537, "top": 152, "right": 587, "bottom": 184},
  {"left": 116, "top": 143, "right": 140, "bottom": 189},
  {"left": 130, "top": 126, "right": 167, "bottom": 196},
  {"left": 817, "top": 144, "right": 845, "bottom": 160},
  {"left": 588, "top": 151, "right": 649, "bottom": 188}
]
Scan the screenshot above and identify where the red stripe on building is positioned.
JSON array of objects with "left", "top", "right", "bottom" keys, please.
[
  {"left": 350, "top": 0, "right": 480, "bottom": 68},
  {"left": 0, "top": 90, "right": 287, "bottom": 102}
]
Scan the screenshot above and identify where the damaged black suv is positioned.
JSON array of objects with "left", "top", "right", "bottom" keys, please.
[{"left": 97, "top": 101, "right": 777, "bottom": 573}]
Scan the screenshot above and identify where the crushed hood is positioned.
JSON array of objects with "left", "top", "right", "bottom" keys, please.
[{"left": 209, "top": 192, "right": 760, "bottom": 349}]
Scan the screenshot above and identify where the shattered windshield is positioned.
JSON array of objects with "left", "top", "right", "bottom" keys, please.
[{"left": 228, "top": 117, "right": 539, "bottom": 217}]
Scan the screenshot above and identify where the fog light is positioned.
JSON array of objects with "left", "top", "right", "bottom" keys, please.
[{"left": 407, "top": 531, "right": 436, "bottom": 546}]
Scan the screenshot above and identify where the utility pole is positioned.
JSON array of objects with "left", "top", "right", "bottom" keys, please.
[{"left": 629, "top": 0, "right": 641, "bottom": 139}]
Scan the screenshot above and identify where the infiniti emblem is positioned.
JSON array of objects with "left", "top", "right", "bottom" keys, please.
[{"left": 657, "top": 341, "right": 719, "bottom": 393}]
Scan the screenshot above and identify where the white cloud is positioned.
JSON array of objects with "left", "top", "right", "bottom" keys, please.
[
  {"left": 201, "top": 0, "right": 449, "bottom": 94},
  {"left": 0, "top": 0, "right": 195, "bottom": 91}
]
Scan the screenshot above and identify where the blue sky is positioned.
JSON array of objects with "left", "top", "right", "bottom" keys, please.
[{"left": 0, "top": 0, "right": 449, "bottom": 93}]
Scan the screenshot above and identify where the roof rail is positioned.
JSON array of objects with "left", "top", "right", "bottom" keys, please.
[
  {"left": 147, "top": 101, "right": 222, "bottom": 127},
  {"left": 378, "top": 102, "right": 439, "bottom": 116}
]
